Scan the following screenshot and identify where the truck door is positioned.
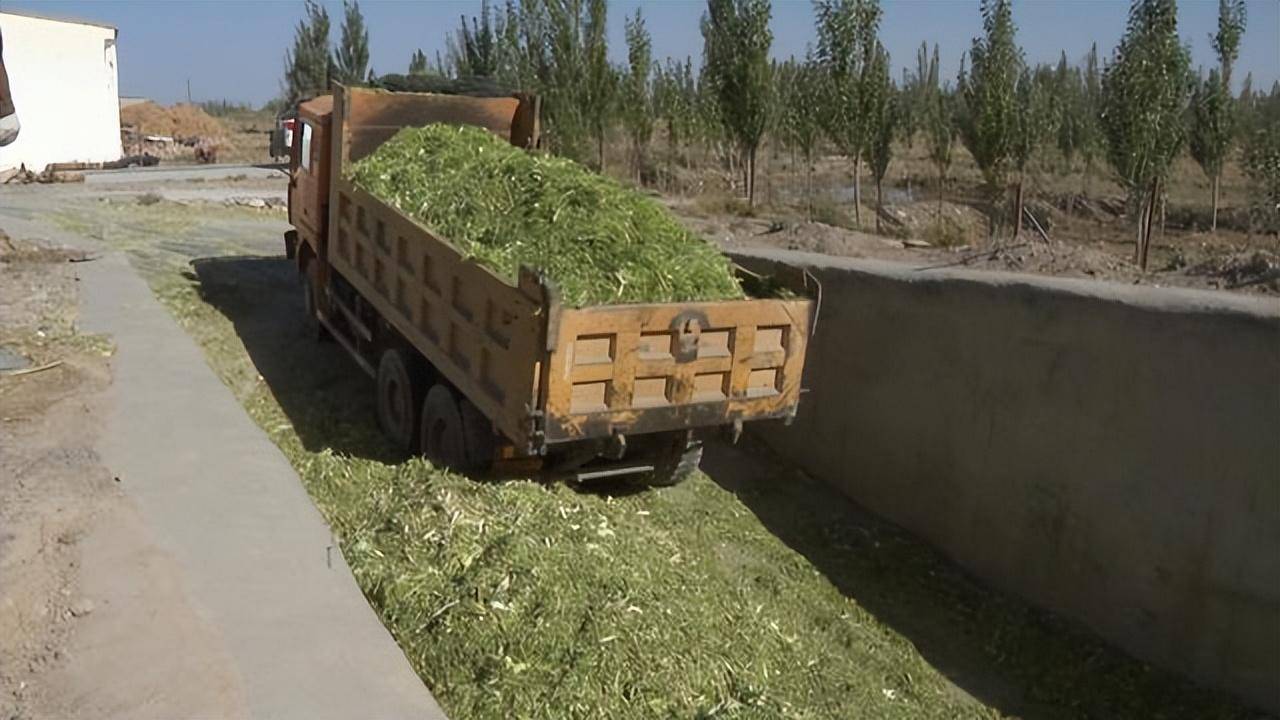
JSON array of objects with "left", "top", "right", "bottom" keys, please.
[{"left": 288, "top": 96, "right": 333, "bottom": 264}]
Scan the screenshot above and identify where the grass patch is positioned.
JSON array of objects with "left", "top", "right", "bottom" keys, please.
[
  {"left": 922, "top": 217, "right": 970, "bottom": 248},
  {"left": 809, "top": 200, "right": 855, "bottom": 230},
  {"left": 87, "top": 203, "right": 1262, "bottom": 720},
  {"left": 350, "top": 125, "right": 744, "bottom": 307}
]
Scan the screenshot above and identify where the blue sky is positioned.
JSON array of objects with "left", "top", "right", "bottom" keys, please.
[{"left": 4, "top": 0, "right": 1277, "bottom": 106}]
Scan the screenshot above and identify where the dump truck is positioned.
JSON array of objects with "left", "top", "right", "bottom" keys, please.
[{"left": 284, "top": 84, "right": 815, "bottom": 485}]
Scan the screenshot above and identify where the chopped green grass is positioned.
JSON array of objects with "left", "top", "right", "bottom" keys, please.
[
  {"left": 83, "top": 202, "right": 1261, "bottom": 720},
  {"left": 349, "top": 124, "right": 745, "bottom": 307}
]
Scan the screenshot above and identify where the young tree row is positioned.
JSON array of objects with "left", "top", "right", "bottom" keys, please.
[{"left": 285, "top": 0, "right": 1273, "bottom": 248}]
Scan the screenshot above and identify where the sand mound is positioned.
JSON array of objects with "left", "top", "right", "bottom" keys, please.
[{"left": 121, "top": 102, "right": 226, "bottom": 139}]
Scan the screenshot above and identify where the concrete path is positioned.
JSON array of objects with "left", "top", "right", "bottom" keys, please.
[{"left": 0, "top": 200, "right": 444, "bottom": 717}]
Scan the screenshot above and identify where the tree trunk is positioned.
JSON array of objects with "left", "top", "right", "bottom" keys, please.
[
  {"left": 1137, "top": 178, "right": 1159, "bottom": 271},
  {"left": 1159, "top": 188, "right": 1166, "bottom": 242},
  {"left": 1083, "top": 157, "right": 1092, "bottom": 201},
  {"left": 806, "top": 152, "right": 814, "bottom": 220},
  {"left": 597, "top": 130, "right": 606, "bottom": 173},
  {"left": 746, "top": 146, "right": 757, "bottom": 209},
  {"left": 1012, "top": 179, "right": 1025, "bottom": 240},
  {"left": 1211, "top": 174, "right": 1219, "bottom": 232},
  {"left": 937, "top": 165, "right": 945, "bottom": 219},
  {"left": 875, "top": 178, "right": 883, "bottom": 233},
  {"left": 1134, "top": 189, "right": 1147, "bottom": 266},
  {"left": 852, "top": 152, "right": 863, "bottom": 228},
  {"left": 727, "top": 147, "right": 736, "bottom": 192}
]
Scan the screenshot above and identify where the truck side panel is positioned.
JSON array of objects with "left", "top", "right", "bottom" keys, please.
[{"left": 331, "top": 181, "right": 545, "bottom": 450}]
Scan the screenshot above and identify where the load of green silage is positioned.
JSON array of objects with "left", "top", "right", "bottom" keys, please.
[{"left": 349, "top": 124, "right": 745, "bottom": 307}]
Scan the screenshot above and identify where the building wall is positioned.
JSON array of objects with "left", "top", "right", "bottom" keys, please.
[
  {"left": 0, "top": 12, "right": 122, "bottom": 172},
  {"left": 732, "top": 247, "right": 1280, "bottom": 713}
]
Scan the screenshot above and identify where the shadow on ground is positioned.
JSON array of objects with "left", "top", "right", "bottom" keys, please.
[
  {"left": 699, "top": 442, "right": 1266, "bottom": 720},
  {"left": 189, "top": 254, "right": 1262, "bottom": 720},
  {"left": 190, "top": 254, "right": 403, "bottom": 465}
]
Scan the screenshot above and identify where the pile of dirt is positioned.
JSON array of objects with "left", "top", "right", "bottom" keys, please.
[{"left": 120, "top": 102, "right": 226, "bottom": 140}]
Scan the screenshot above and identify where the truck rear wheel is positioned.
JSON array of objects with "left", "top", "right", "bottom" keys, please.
[
  {"left": 641, "top": 433, "right": 703, "bottom": 487},
  {"left": 376, "top": 349, "right": 420, "bottom": 452},
  {"left": 421, "top": 384, "right": 466, "bottom": 470},
  {"left": 422, "top": 386, "right": 495, "bottom": 474},
  {"left": 459, "top": 398, "right": 496, "bottom": 475}
]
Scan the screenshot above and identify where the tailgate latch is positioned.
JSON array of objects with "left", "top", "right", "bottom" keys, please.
[{"left": 671, "top": 310, "right": 708, "bottom": 362}]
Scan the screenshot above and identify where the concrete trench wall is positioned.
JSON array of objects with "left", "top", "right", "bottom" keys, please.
[{"left": 732, "top": 248, "right": 1280, "bottom": 713}]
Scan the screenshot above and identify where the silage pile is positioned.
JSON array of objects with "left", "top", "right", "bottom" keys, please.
[
  {"left": 349, "top": 124, "right": 744, "bottom": 307},
  {"left": 121, "top": 101, "right": 226, "bottom": 140}
]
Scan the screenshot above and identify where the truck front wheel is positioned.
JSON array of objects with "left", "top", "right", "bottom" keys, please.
[
  {"left": 301, "top": 262, "right": 329, "bottom": 342},
  {"left": 376, "top": 349, "right": 420, "bottom": 452}
]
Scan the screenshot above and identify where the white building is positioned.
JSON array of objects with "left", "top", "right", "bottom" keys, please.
[{"left": 0, "top": 9, "right": 122, "bottom": 173}]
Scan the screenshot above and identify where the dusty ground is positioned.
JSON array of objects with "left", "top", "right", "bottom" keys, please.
[
  {"left": 0, "top": 235, "right": 249, "bottom": 719},
  {"left": 0, "top": 235, "right": 113, "bottom": 716},
  {"left": 665, "top": 147, "right": 1280, "bottom": 296}
]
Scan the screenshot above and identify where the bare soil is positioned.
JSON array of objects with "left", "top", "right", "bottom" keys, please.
[
  {"left": 0, "top": 236, "right": 114, "bottom": 717},
  {"left": 0, "top": 232, "right": 251, "bottom": 718},
  {"left": 662, "top": 147, "right": 1280, "bottom": 295}
]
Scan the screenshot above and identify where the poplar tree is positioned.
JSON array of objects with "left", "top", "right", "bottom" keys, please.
[
  {"left": 1190, "top": 0, "right": 1246, "bottom": 231},
  {"left": 1242, "top": 84, "right": 1280, "bottom": 233},
  {"left": 409, "top": 49, "right": 429, "bottom": 76},
  {"left": 582, "top": 0, "right": 616, "bottom": 171},
  {"left": 922, "top": 50, "right": 957, "bottom": 214},
  {"left": 284, "top": 0, "right": 332, "bottom": 104},
  {"left": 780, "top": 54, "right": 824, "bottom": 215},
  {"left": 622, "top": 9, "right": 654, "bottom": 183},
  {"left": 1078, "top": 43, "right": 1104, "bottom": 196},
  {"left": 654, "top": 58, "right": 699, "bottom": 185},
  {"left": 449, "top": 0, "right": 501, "bottom": 78},
  {"left": 814, "top": 0, "right": 881, "bottom": 226},
  {"left": 957, "top": 0, "right": 1022, "bottom": 236},
  {"left": 332, "top": 0, "right": 370, "bottom": 85},
  {"left": 864, "top": 43, "right": 897, "bottom": 232},
  {"left": 701, "top": 0, "right": 773, "bottom": 208},
  {"left": 1009, "top": 65, "right": 1059, "bottom": 236},
  {"left": 1100, "top": 0, "right": 1191, "bottom": 269}
]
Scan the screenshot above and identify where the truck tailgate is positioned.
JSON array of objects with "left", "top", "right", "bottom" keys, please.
[{"left": 541, "top": 297, "right": 813, "bottom": 442}]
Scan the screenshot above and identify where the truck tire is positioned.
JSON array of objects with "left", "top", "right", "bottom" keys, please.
[
  {"left": 376, "top": 348, "right": 420, "bottom": 452},
  {"left": 421, "top": 384, "right": 466, "bottom": 471},
  {"left": 459, "top": 399, "right": 496, "bottom": 474},
  {"left": 301, "top": 263, "right": 329, "bottom": 342},
  {"left": 641, "top": 433, "right": 703, "bottom": 487}
]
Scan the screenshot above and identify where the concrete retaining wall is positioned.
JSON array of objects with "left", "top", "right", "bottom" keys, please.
[{"left": 733, "top": 248, "right": 1280, "bottom": 712}]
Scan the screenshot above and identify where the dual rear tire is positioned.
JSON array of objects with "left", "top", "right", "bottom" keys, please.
[
  {"left": 420, "top": 385, "right": 495, "bottom": 474},
  {"left": 375, "top": 348, "right": 494, "bottom": 474},
  {"left": 375, "top": 346, "right": 698, "bottom": 486}
]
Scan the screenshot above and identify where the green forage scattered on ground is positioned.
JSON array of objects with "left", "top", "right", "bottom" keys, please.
[{"left": 349, "top": 124, "right": 745, "bottom": 307}]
